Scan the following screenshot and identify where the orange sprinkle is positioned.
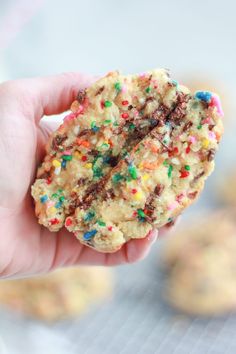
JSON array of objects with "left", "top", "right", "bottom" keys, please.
[
  {"left": 150, "top": 144, "right": 159, "bottom": 153},
  {"left": 76, "top": 138, "right": 90, "bottom": 148},
  {"left": 142, "top": 162, "right": 157, "bottom": 170},
  {"left": 215, "top": 132, "right": 221, "bottom": 142},
  {"left": 108, "top": 138, "right": 114, "bottom": 147}
]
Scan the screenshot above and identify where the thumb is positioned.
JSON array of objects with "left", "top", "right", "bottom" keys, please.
[{"left": 1, "top": 72, "right": 97, "bottom": 122}]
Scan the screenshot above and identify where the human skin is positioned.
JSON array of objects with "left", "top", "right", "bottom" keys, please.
[{"left": 0, "top": 72, "right": 170, "bottom": 279}]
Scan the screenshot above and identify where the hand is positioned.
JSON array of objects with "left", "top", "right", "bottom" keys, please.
[{"left": 0, "top": 73, "right": 161, "bottom": 279}]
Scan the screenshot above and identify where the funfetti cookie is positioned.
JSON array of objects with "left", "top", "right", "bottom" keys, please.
[
  {"left": 32, "top": 69, "right": 223, "bottom": 252},
  {"left": 163, "top": 212, "right": 236, "bottom": 316},
  {"left": 0, "top": 267, "right": 112, "bottom": 321}
]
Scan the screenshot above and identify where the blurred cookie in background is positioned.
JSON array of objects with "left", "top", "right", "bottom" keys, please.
[
  {"left": 0, "top": 267, "right": 113, "bottom": 321},
  {"left": 162, "top": 212, "right": 236, "bottom": 316}
]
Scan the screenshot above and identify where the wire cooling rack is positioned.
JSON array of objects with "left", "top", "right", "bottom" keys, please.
[{"left": 1, "top": 239, "right": 236, "bottom": 354}]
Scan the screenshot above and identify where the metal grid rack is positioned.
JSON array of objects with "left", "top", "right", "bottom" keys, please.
[{"left": 1, "top": 242, "right": 236, "bottom": 354}]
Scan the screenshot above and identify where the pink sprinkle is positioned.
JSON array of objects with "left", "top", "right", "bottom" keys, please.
[
  {"left": 63, "top": 150, "right": 71, "bottom": 155},
  {"left": 134, "top": 110, "right": 139, "bottom": 117},
  {"left": 121, "top": 85, "right": 127, "bottom": 93},
  {"left": 201, "top": 117, "right": 211, "bottom": 125},
  {"left": 176, "top": 193, "right": 184, "bottom": 203},
  {"left": 47, "top": 201, "right": 55, "bottom": 208},
  {"left": 63, "top": 112, "right": 76, "bottom": 123},
  {"left": 189, "top": 136, "right": 197, "bottom": 144},
  {"left": 210, "top": 94, "right": 224, "bottom": 117},
  {"left": 108, "top": 226, "right": 113, "bottom": 231},
  {"left": 167, "top": 202, "right": 178, "bottom": 211},
  {"left": 76, "top": 105, "right": 85, "bottom": 115},
  {"left": 208, "top": 131, "right": 216, "bottom": 140},
  {"left": 139, "top": 73, "right": 146, "bottom": 79}
]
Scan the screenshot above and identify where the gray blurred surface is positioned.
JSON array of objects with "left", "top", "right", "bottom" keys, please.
[
  {"left": 1, "top": 244, "right": 236, "bottom": 354},
  {"left": 1, "top": 0, "right": 236, "bottom": 353}
]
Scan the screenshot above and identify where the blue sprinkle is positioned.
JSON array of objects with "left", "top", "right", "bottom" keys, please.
[
  {"left": 195, "top": 91, "right": 212, "bottom": 103},
  {"left": 83, "top": 229, "right": 98, "bottom": 240},
  {"left": 84, "top": 211, "right": 95, "bottom": 222},
  {"left": 92, "top": 126, "right": 99, "bottom": 132},
  {"left": 40, "top": 195, "right": 48, "bottom": 203},
  {"left": 61, "top": 160, "right": 67, "bottom": 169},
  {"left": 55, "top": 201, "right": 62, "bottom": 209},
  {"left": 172, "top": 79, "right": 178, "bottom": 87}
]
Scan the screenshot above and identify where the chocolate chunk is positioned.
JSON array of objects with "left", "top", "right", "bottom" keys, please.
[
  {"left": 95, "top": 86, "right": 105, "bottom": 96},
  {"left": 104, "top": 188, "right": 115, "bottom": 201},
  {"left": 77, "top": 89, "right": 86, "bottom": 104},
  {"left": 169, "top": 93, "right": 190, "bottom": 125},
  {"left": 128, "top": 105, "right": 133, "bottom": 110},
  {"left": 191, "top": 171, "right": 205, "bottom": 186},
  {"left": 77, "top": 177, "right": 87, "bottom": 187},
  {"left": 51, "top": 134, "right": 67, "bottom": 150},
  {"left": 77, "top": 129, "right": 90, "bottom": 137},
  {"left": 154, "top": 184, "right": 165, "bottom": 196},
  {"left": 182, "top": 121, "right": 193, "bottom": 132},
  {"left": 188, "top": 191, "right": 198, "bottom": 199},
  {"left": 208, "top": 124, "right": 215, "bottom": 131},
  {"left": 108, "top": 155, "right": 119, "bottom": 167},
  {"left": 88, "top": 149, "right": 99, "bottom": 157},
  {"left": 207, "top": 148, "right": 216, "bottom": 161},
  {"left": 152, "top": 104, "right": 169, "bottom": 123}
]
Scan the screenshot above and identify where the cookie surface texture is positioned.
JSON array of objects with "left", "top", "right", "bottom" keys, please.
[
  {"left": 163, "top": 212, "right": 236, "bottom": 316},
  {"left": 0, "top": 267, "right": 112, "bottom": 321},
  {"left": 32, "top": 69, "right": 223, "bottom": 252}
]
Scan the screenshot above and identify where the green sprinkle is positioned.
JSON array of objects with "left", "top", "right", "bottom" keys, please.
[
  {"left": 145, "top": 87, "right": 151, "bottom": 93},
  {"left": 163, "top": 139, "right": 168, "bottom": 144},
  {"left": 128, "top": 165, "right": 138, "bottom": 180},
  {"left": 84, "top": 211, "right": 95, "bottom": 222},
  {"left": 185, "top": 165, "right": 191, "bottom": 171},
  {"left": 168, "top": 165, "right": 173, "bottom": 178},
  {"left": 97, "top": 220, "right": 106, "bottom": 227},
  {"left": 51, "top": 193, "right": 58, "bottom": 199},
  {"left": 137, "top": 209, "right": 146, "bottom": 218},
  {"left": 112, "top": 173, "right": 123, "bottom": 183},
  {"left": 197, "top": 124, "right": 202, "bottom": 129},
  {"left": 58, "top": 189, "right": 63, "bottom": 193},
  {"left": 93, "top": 167, "right": 103, "bottom": 178},
  {"left": 168, "top": 217, "right": 173, "bottom": 223},
  {"left": 128, "top": 123, "right": 135, "bottom": 131},
  {"left": 114, "top": 82, "right": 122, "bottom": 91},
  {"left": 103, "top": 119, "right": 112, "bottom": 125},
  {"left": 62, "top": 155, "right": 72, "bottom": 161},
  {"left": 59, "top": 196, "right": 65, "bottom": 202},
  {"left": 163, "top": 160, "right": 168, "bottom": 166},
  {"left": 104, "top": 100, "right": 112, "bottom": 107}
]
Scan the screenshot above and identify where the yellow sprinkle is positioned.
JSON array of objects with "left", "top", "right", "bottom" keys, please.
[
  {"left": 202, "top": 138, "right": 209, "bottom": 148},
  {"left": 85, "top": 163, "right": 92, "bottom": 169},
  {"left": 47, "top": 207, "right": 56, "bottom": 215},
  {"left": 142, "top": 174, "right": 150, "bottom": 181},
  {"left": 138, "top": 162, "right": 143, "bottom": 169},
  {"left": 52, "top": 159, "right": 61, "bottom": 167},
  {"left": 134, "top": 191, "right": 144, "bottom": 200}
]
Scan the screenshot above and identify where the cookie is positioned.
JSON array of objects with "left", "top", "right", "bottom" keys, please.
[
  {"left": 163, "top": 212, "right": 236, "bottom": 316},
  {"left": 0, "top": 267, "right": 112, "bottom": 321},
  {"left": 32, "top": 69, "right": 223, "bottom": 252}
]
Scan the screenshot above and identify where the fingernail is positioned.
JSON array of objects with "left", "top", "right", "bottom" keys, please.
[{"left": 147, "top": 230, "right": 158, "bottom": 244}]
